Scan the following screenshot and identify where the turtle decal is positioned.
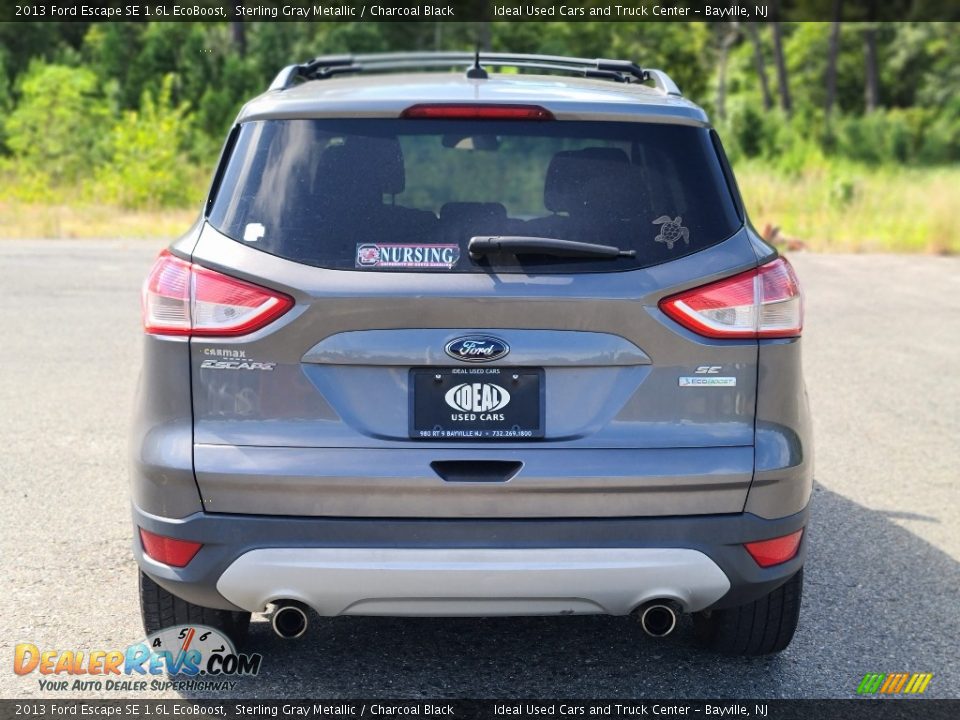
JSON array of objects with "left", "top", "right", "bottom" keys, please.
[{"left": 652, "top": 215, "right": 690, "bottom": 250}]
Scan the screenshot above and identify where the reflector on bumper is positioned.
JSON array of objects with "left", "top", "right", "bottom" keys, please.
[
  {"left": 744, "top": 529, "right": 804, "bottom": 568},
  {"left": 139, "top": 528, "right": 202, "bottom": 568}
]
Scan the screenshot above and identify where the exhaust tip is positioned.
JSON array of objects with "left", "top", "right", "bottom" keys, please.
[
  {"left": 639, "top": 603, "right": 678, "bottom": 638},
  {"left": 271, "top": 602, "right": 309, "bottom": 639}
]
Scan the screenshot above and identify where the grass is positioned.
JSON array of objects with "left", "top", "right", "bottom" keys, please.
[
  {"left": 735, "top": 163, "right": 959, "bottom": 255},
  {"left": 0, "top": 198, "right": 199, "bottom": 239},
  {"left": 0, "top": 164, "right": 957, "bottom": 254}
]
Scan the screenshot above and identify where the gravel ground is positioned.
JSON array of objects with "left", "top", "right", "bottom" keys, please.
[{"left": 0, "top": 241, "right": 957, "bottom": 699}]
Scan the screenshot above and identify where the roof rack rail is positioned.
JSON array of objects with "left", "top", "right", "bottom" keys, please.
[{"left": 268, "top": 52, "right": 682, "bottom": 97}]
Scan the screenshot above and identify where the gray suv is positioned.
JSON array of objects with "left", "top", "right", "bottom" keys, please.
[{"left": 132, "top": 52, "right": 811, "bottom": 655}]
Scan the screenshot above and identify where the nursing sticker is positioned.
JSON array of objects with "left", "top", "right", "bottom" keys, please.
[{"left": 356, "top": 244, "right": 460, "bottom": 269}]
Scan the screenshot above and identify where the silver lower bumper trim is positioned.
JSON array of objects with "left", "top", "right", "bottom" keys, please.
[{"left": 215, "top": 548, "right": 730, "bottom": 616}]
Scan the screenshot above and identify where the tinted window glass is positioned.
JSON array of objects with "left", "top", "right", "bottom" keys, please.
[{"left": 208, "top": 119, "right": 741, "bottom": 273}]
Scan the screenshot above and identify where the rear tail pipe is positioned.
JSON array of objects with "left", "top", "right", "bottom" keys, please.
[
  {"left": 270, "top": 600, "right": 309, "bottom": 639},
  {"left": 637, "top": 601, "right": 679, "bottom": 638}
]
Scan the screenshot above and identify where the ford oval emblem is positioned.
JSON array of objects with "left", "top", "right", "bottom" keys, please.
[{"left": 444, "top": 335, "right": 510, "bottom": 363}]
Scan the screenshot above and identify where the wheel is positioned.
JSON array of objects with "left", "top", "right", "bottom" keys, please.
[
  {"left": 138, "top": 570, "right": 251, "bottom": 648},
  {"left": 693, "top": 567, "right": 803, "bottom": 656}
]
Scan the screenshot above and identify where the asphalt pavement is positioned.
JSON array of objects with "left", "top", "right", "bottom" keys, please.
[{"left": 0, "top": 241, "right": 957, "bottom": 699}]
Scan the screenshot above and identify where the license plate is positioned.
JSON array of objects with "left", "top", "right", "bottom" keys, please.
[{"left": 410, "top": 367, "right": 544, "bottom": 440}]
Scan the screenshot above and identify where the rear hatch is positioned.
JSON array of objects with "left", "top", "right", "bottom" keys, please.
[{"left": 187, "top": 115, "right": 760, "bottom": 517}]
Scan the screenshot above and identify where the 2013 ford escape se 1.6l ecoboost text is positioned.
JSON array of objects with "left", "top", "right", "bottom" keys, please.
[{"left": 132, "top": 52, "right": 811, "bottom": 656}]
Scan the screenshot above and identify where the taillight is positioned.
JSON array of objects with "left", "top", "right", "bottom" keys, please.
[
  {"left": 744, "top": 529, "right": 804, "bottom": 568},
  {"left": 139, "top": 528, "right": 202, "bottom": 567},
  {"left": 401, "top": 103, "right": 554, "bottom": 120},
  {"left": 142, "top": 250, "right": 293, "bottom": 337},
  {"left": 659, "top": 257, "right": 803, "bottom": 339}
]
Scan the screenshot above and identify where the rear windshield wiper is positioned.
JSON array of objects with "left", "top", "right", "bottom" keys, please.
[{"left": 468, "top": 236, "right": 636, "bottom": 260}]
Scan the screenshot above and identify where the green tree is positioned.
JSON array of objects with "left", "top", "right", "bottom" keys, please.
[
  {"left": 93, "top": 74, "right": 196, "bottom": 208},
  {"left": 4, "top": 61, "right": 111, "bottom": 184},
  {"left": 491, "top": 22, "right": 712, "bottom": 104},
  {"left": 81, "top": 24, "right": 143, "bottom": 108},
  {"left": 0, "top": 21, "right": 90, "bottom": 84},
  {"left": 0, "top": 50, "right": 12, "bottom": 150}
]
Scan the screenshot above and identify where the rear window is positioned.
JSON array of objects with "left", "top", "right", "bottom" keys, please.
[{"left": 208, "top": 119, "right": 741, "bottom": 273}]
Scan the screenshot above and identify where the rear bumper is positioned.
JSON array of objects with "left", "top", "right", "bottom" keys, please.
[
  {"left": 217, "top": 547, "right": 730, "bottom": 615},
  {"left": 133, "top": 503, "right": 808, "bottom": 615}
]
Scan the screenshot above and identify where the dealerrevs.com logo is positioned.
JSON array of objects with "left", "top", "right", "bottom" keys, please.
[{"left": 14, "top": 625, "right": 262, "bottom": 692}]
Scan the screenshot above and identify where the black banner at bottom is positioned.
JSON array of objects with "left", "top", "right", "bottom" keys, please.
[{"left": 1, "top": 700, "right": 958, "bottom": 720}]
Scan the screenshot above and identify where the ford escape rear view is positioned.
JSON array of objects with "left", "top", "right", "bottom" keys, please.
[{"left": 131, "top": 52, "right": 812, "bottom": 656}]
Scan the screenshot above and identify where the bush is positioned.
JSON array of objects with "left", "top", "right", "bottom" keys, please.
[
  {"left": 721, "top": 101, "right": 768, "bottom": 160},
  {"left": 720, "top": 105, "right": 826, "bottom": 176},
  {"left": 831, "top": 108, "right": 960, "bottom": 166},
  {"left": 0, "top": 51, "right": 12, "bottom": 150},
  {"left": 917, "top": 98, "right": 960, "bottom": 164},
  {"left": 3, "top": 62, "right": 112, "bottom": 186},
  {"left": 92, "top": 75, "right": 198, "bottom": 209},
  {"left": 722, "top": 103, "right": 960, "bottom": 172}
]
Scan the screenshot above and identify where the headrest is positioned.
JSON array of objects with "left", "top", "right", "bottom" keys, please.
[
  {"left": 440, "top": 202, "right": 508, "bottom": 223},
  {"left": 314, "top": 137, "right": 405, "bottom": 200},
  {"left": 544, "top": 147, "right": 642, "bottom": 215}
]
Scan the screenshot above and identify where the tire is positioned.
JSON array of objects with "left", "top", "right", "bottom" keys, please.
[
  {"left": 138, "top": 570, "right": 251, "bottom": 648},
  {"left": 693, "top": 567, "right": 803, "bottom": 656}
]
